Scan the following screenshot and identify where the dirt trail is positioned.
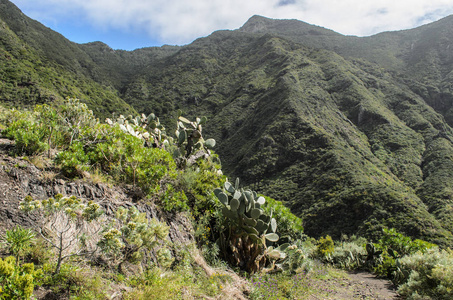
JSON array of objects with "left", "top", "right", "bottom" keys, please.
[{"left": 317, "top": 271, "right": 399, "bottom": 300}]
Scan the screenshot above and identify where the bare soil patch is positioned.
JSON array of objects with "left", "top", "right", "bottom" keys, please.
[{"left": 317, "top": 271, "right": 399, "bottom": 300}]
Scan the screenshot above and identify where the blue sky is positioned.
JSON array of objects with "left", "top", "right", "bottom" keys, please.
[{"left": 9, "top": 0, "right": 453, "bottom": 51}]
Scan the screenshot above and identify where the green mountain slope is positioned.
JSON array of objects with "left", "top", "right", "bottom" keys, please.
[
  {"left": 0, "top": 0, "right": 136, "bottom": 118},
  {"left": 116, "top": 23, "right": 453, "bottom": 246},
  {"left": 2, "top": 0, "right": 453, "bottom": 246},
  {"left": 239, "top": 15, "right": 453, "bottom": 126},
  {"left": 78, "top": 42, "right": 180, "bottom": 89}
]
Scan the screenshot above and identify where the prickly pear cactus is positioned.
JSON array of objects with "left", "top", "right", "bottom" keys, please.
[
  {"left": 214, "top": 178, "right": 285, "bottom": 273},
  {"left": 173, "top": 114, "right": 216, "bottom": 168},
  {"left": 105, "top": 113, "right": 168, "bottom": 148}
]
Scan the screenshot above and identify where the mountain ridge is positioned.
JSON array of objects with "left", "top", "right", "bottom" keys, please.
[{"left": 2, "top": 0, "right": 453, "bottom": 245}]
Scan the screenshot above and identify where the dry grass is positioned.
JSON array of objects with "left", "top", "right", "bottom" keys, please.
[
  {"left": 82, "top": 168, "right": 111, "bottom": 185},
  {"left": 39, "top": 171, "right": 58, "bottom": 183},
  {"left": 30, "top": 155, "right": 51, "bottom": 170}
]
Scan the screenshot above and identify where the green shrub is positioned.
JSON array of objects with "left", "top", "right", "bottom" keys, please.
[
  {"left": 57, "top": 123, "right": 177, "bottom": 194},
  {"left": 372, "top": 228, "right": 436, "bottom": 279},
  {"left": 179, "top": 156, "right": 225, "bottom": 216},
  {"left": 4, "top": 117, "right": 49, "bottom": 155},
  {"left": 159, "top": 184, "right": 189, "bottom": 212},
  {"left": 4, "top": 99, "right": 97, "bottom": 156},
  {"left": 89, "top": 127, "right": 177, "bottom": 188},
  {"left": 26, "top": 238, "right": 53, "bottom": 265},
  {"left": 41, "top": 263, "right": 107, "bottom": 299},
  {"left": 377, "top": 228, "right": 435, "bottom": 257},
  {"left": 329, "top": 241, "right": 366, "bottom": 270},
  {"left": 0, "top": 257, "right": 42, "bottom": 300},
  {"left": 397, "top": 248, "right": 453, "bottom": 299},
  {"left": 374, "top": 253, "right": 397, "bottom": 278},
  {"left": 0, "top": 225, "right": 35, "bottom": 266},
  {"left": 95, "top": 125, "right": 177, "bottom": 189},
  {"left": 55, "top": 141, "right": 90, "bottom": 177},
  {"left": 98, "top": 206, "right": 172, "bottom": 271},
  {"left": 316, "top": 235, "right": 335, "bottom": 258}
]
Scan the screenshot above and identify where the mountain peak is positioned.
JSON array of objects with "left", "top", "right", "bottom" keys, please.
[
  {"left": 239, "top": 15, "right": 274, "bottom": 32},
  {"left": 239, "top": 14, "right": 342, "bottom": 37}
]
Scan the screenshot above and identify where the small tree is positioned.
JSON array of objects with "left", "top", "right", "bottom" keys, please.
[{"left": 19, "top": 194, "right": 104, "bottom": 274}]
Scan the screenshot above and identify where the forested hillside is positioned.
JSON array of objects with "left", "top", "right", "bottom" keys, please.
[
  {"left": 3, "top": 1, "right": 453, "bottom": 298},
  {"left": 2, "top": 0, "right": 453, "bottom": 247},
  {"left": 114, "top": 19, "right": 453, "bottom": 246},
  {"left": 0, "top": 0, "right": 137, "bottom": 118}
]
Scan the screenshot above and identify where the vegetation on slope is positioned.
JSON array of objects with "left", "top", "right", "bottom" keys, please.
[
  {"left": 111, "top": 30, "right": 453, "bottom": 246},
  {"left": 3, "top": 0, "right": 453, "bottom": 265},
  {"left": 0, "top": 0, "right": 136, "bottom": 119},
  {"left": 1, "top": 102, "right": 453, "bottom": 299}
]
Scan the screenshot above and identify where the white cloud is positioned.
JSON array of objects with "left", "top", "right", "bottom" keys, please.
[{"left": 9, "top": 0, "right": 453, "bottom": 45}]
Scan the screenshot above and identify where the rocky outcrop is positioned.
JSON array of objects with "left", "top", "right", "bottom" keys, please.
[
  {"left": 0, "top": 138, "right": 195, "bottom": 248},
  {"left": 0, "top": 138, "right": 249, "bottom": 299}
]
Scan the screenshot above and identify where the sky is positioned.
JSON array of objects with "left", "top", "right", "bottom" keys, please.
[{"left": 8, "top": 0, "right": 453, "bottom": 51}]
